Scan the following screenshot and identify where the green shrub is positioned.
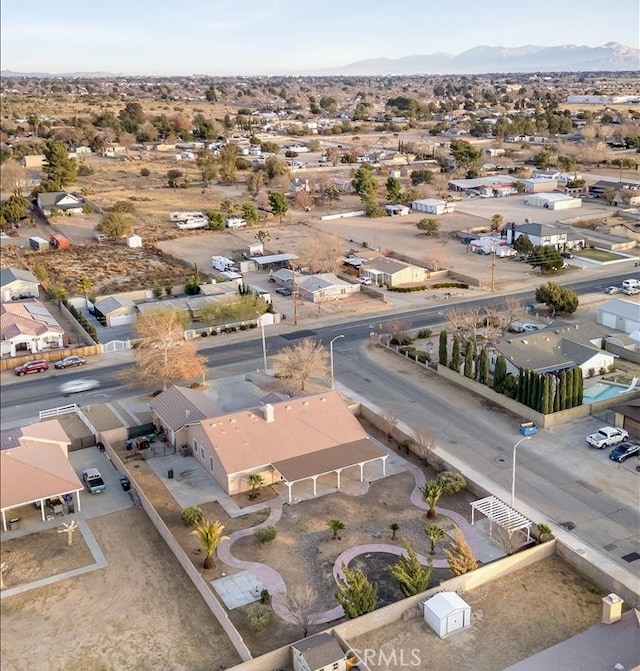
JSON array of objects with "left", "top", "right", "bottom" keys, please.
[
  {"left": 432, "top": 282, "right": 469, "bottom": 290},
  {"left": 247, "top": 603, "right": 272, "bottom": 632},
  {"left": 417, "top": 328, "right": 432, "bottom": 339},
  {"left": 239, "top": 324, "right": 248, "bottom": 331},
  {"left": 387, "top": 285, "right": 428, "bottom": 293},
  {"left": 200, "top": 331, "right": 208, "bottom": 337},
  {"left": 181, "top": 506, "right": 204, "bottom": 526},
  {"left": 254, "top": 525, "right": 278, "bottom": 544},
  {"left": 140, "top": 167, "right": 151, "bottom": 177}
]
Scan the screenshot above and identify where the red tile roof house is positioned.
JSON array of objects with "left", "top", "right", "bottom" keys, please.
[{"left": 185, "top": 390, "right": 388, "bottom": 502}]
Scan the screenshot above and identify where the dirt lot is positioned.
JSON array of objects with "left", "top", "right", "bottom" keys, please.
[
  {"left": 0, "top": 508, "right": 241, "bottom": 671},
  {"left": 349, "top": 555, "right": 604, "bottom": 671}
]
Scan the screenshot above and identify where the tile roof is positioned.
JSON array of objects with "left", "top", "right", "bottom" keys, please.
[{"left": 1, "top": 301, "right": 63, "bottom": 340}]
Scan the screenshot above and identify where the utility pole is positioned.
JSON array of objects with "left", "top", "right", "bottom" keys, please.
[{"left": 490, "top": 242, "right": 496, "bottom": 292}]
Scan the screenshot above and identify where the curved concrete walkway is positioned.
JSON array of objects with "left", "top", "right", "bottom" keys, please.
[{"left": 217, "top": 460, "right": 486, "bottom": 625}]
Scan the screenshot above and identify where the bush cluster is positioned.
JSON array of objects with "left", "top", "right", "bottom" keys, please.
[
  {"left": 432, "top": 282, "right": 469, "bottom": 289},
  {"left": 387, "top": 285, "right": 428, "bottom": 293}
]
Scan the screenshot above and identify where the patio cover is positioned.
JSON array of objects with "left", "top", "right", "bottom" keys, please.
[
  {"left": 0, "top": 443, "right": 84, "bottom": 529},
  {"left": 272, "top": 438, "right": 386, "bottom": 483},
  {"left": 470, "top": 495, "right": 533, "bottom": 540}
]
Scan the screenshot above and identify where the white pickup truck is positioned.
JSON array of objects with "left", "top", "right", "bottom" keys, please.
[{"left": 586, "top": 426, "right": 629, "bottom": 449}]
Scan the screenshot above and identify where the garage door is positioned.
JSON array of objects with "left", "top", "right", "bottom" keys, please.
[
  {"left": 600, "top": 312, "right": 616, "bottom": 329},
  {"left": 108, "top": 314, "right": 136, "bottom": 327}
]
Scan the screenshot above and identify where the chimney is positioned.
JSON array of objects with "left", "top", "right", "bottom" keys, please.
[
  {"left": 263, "top": 403, "right": 275, "bottom": 423},
  {"left": 601, "top": 593, "right": 623, "bottom": 624}
]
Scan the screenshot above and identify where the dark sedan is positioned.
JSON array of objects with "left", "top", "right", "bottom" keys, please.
[
  {"left": 54, "top": 355, "right": 87, "bottom": 369},
  {"left": 609, "top": 442, "right": 640, "bottom": 463}
]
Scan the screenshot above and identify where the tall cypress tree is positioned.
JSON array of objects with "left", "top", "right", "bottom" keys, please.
[
  {"left": 516, "top": 369, "right": 525, "bottom": 403},
  {"left": 438, "top": 330, "right": 448, "bottom": 366},
  {"left": 575, "top": 367, "right": 584, "bottom": 406},
  {"left": 531, "top": 373, "right": 540, "bottom": 411},
  {"left": 559, "top": 370, "right": 568, "bottom": 410},
  {"left": 478, "top": 348, "right": 489, "bottom": 385},
  {"left": 463, "top": 339, "right": 474, "bottom": 378},
  {"left": 494, "top": 355, "right": 507, "bottom": 390},
  {"left": 553, "top": 374, "right": 561, "bottom": 412},
  {"left": 450, "top": 337, "right": 461, "bottom": 372},
  {"left": 565, "top": 368, "right": 574, "bottom": 408},
  {"left": 541, "top": 375, "right": 552, "bottom": 414}
]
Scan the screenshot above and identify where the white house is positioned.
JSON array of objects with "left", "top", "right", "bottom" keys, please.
[
  {"left": 296, "top": 273, "right": 359, "bottom": 303},
  {"left": 411, "top": 199, "right": 455, "bottom": 215},
  {"left": 385, "top": 204, "right": 410, "bottom": 216},
  {"left": 0, "top": 300, "right": 64, "bottom": 357},
  {"left": 0, "top": 267, "right": 40, "bottom": 302},
  {"left": 93, "top": 296, "right": 137, "bottom": 327},
  {"left": 597, "top": 298, "right": 640, "bottom": 335},
  {"left": 36, "top": 192, "right": 85, "bottom": 216},
  {"left": 424, "top": 591, "right": 471, "bottom": 639}
]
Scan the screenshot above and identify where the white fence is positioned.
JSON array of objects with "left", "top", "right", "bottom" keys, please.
[
  {"left": 320, "top": 210, "right": 366, "bottom": 221},
  {"left": 39, "top": 404, "right": 78, "bottom": 420},
  {"left": 101, "top": 339, "right": 136, "bottom": 353}
]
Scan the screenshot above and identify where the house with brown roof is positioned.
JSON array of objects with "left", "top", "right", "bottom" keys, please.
[
  {"left": 361, "top": 256, "right": 427, "bottom": 288},
  {"left": 187, "top": 390, "right": 387, "bottom": 501},
  {"left": 0, "top": 299, "right": 64, "bottom": 357},
  {"left": 0, "top": 419, "right": 72, "bottom": 455},
  {"left": 149, "top": 385, "right": 222, "bottom": 448}
]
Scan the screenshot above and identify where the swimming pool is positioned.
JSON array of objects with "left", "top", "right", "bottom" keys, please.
[{"left": 582, "top": 381, "right": 628, "bottom": 404}]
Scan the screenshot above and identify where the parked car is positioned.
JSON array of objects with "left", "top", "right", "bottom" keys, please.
[
  {"left": 275, "top": 287, "right": 292, "bottom": 296},
  {"left": 521, "top": 323, "right": 543, "bottom": 333},
  {"left": 358, "top": 277, "right": 372, "bottom": 285},
  {"left": 560, "top": 251, "right": 574, "bottom": 259},
  {"left": 604, "top": 286, "right": 621, "bottom": 295},
  {"left": 609, "top": 442, "right": 640, "bottom": 463},
  {"left": 59, "top": 379, "right": 101, "bottom": 394},
  {"left": 586, "top": 426, "right": 629, "bottom": 449},
  {"left": 82, "top": 468, "right": 106, "bottom": 493},
  {"left": 54, "top": 355, "right": 87, "bottom": 369},
  {"left": 623, "top": 286, "right": 640, "bottom": 295},
  {"left": 14, "top": 359, "right": 49, "bottom": 376}
]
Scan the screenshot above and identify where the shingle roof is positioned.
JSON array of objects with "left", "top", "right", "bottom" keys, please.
[
  {"left": 364, "top": 257, "right": 410, "bottom": 274},
  {"left": 0, "top": 267, "right": 38, "bottom": 287},
  {"left": 598, "top": 297, "right": 640, "bottom": 320},
  {"left": 94, "top": 296, "right": 136, "bottom": 315},
  {"left": 291, "top": 633, "right": 345, "bottom": 670},
  {"left": 149, "top": 386, "right": 222, "bottom": 432}
]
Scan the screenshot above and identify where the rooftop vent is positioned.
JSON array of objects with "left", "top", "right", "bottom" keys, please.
[{"left": 263, "top": 403, "right": 275, "bottom": 423}]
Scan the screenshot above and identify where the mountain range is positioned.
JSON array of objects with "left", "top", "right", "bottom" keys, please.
[
  {"left": 324, "top": 42, "right": 639, "bottom": 75},
  {"left": 1, "top": 43, "right": 638, "bottom": 78}
]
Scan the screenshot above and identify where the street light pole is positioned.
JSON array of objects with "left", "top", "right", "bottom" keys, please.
[
  {"left": 329, "top": 335, "right": 345, "bottom": 390},
  {"left": 511, "top": 436, "right": 531, "bottom": 508},
  {"left": 258, "top": 315, "right": 267, "bottom": 372}
]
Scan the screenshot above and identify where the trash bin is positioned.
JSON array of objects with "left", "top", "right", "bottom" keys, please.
[
  {"left": 67, "top": 501, "right": 75, "bottom": 514},
  {"left": 168, "top": 469, "right": 174, "bottom": 479},
  {"left": 9, "top": 518, "right": 21, "bottom": 530},
  {"left": 119, "top": 475, "right": 131, "bottom": 491}
]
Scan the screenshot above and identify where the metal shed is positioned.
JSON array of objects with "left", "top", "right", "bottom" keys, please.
[{"left": 423, "top": 591, "right": 471, "bottom": 638}]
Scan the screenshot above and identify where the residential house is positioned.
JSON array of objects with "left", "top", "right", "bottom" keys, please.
[
  {"left": 0, "top": 424, "right": 83, "bottom": 531},
  {"left": 187, "top": 390, "right": 387, "bottom": 500},
  {"left": 505, "top": 222, "right": 586, "bottom": 251},
  {"left": 93, "top": 296, "right": 137, "bottom": 327},
  {"left": 520, "top": 178, "right": 559, "bottom": 194},
  {"left": 491, "top": 322, "right": 615, "bottom": 379},
  {"left": 0, "top": 267, "right": 40, "bottom": 302},
  {"left": 361, "top": 256, "right": 427, "bottom": 288},
  {"left": 149, "top": 386, "right": 222, "bottom": 449},
  {"left": 597, "top": 298, "right": 640, "bottom": 335},
  {"left": 21, "top": 154, "right": 45, "bottom": 169},
  {"left": 610, "top": 398, "right": 640, "bottom": 439},
  {"left": 385, "top": 204, "right": 410, "bottom": 216},
  {"left": 296, "top": 274, "right": 359, "bottom": 303},
  {"left": 291, "top": 632, "right": 349, "bottom": 671},
  {"left": 35, "top": 191, "right": 85, "bottom": 216},
  {"left": 1, "top": 300, "right": 64, "bottom": 357},
  {"left": 0, "top": 419, "right": 71, "bottom": 455},
  {"left": 589, "top": 179, "right": 640, "bottom": 204}
]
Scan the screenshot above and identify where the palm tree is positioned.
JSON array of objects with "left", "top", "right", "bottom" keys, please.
[
  {"left": 328, "top": 519, "right": 345, "bottom": 540},
  {"left": 247, "top": 473, "right": 264, "bottom": 500},
  {"left": 421, "top": 480, "right": 443, "bottom": 519},
  {"left": 76, "top": 276, "right": 93, "bottom": 306},
  {"left": 390, "top": 523, "right": 399, "bottom": 541},
  {"left": 191, "top": 519, "right": 228, "bottom": 569},
  {"left": 425, "top": 524, "right": 446, "bottom": 555}
]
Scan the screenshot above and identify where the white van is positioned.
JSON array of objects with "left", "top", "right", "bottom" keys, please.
[
  {"left": 176, "top": 218, "right": 207, "bottom": 230},
  {"left": 622, "top": 278, "right": 640, "bottom": 291}
]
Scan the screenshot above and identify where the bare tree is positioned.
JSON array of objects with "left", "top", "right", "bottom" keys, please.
[
  {"left": 283, "top": 584, "right": 320, "bottom": 638},
  {"left": 445, "top": 307, "right": 482, "bottom": 344},
  {"left": 412, "top": 427, "right": 436, "bottom": 465},
  {"left": 297, "top": 233, "right": 345, "bottom": 274},
  {"left": 129, "top": 308, "right": 206, "bottom": 390},
  {"left": 424, "top": 253, "right": 445, "bottom": 271},
  {"left": 57, "top": 520, "right": 79, "bottom": 547},
  {"left": 270, "top": 338, "right": 329, "bottom": 391},
  {"left": 381, "top": 409, "right": 398, "bottom": 443},
  {"left": 382, "top": 319, "right": 412, "bottom": 344},
  {"left": 0, "top": 159, "right": 27, "bottom": 196}
]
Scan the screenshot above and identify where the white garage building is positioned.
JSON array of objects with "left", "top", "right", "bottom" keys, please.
[
  {"left": 524, "top": 193, "right": 582, "bottom": 210},
  {"left": 597, "top": 298, "right": 640, "bottom": 335},
  {"left": 411, "top": 198, "right": 455, "bottom": 215}
]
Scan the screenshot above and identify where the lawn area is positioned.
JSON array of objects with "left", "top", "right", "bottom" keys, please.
[{"left": 576, "top": 248, "right": 629, "bottom": 262}]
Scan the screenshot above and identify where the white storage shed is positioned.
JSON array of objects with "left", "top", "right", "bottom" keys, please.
[
  {"left": 411, "top": 199, "right": 455, "bottom": 215},
  {"left": 423, "top": 591, "right": 471, "bottom": 638},
  {"left": 126, "top": 234, "right": 143, "bottom": 248}
]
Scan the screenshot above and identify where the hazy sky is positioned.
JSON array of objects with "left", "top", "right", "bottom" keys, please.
[{"left": 2, "top": 0, "right": 638, "bottom": 75}]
